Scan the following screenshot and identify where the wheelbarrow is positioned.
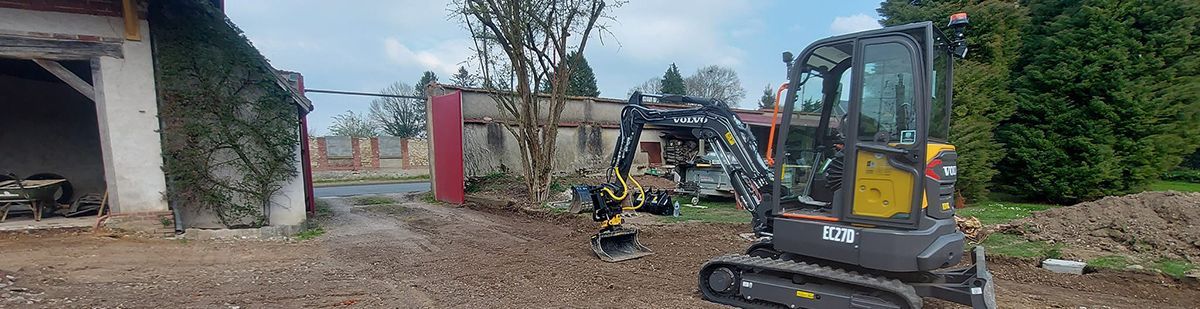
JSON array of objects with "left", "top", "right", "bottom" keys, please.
[{"left": 0, "top": 174, "right": 66, "bottom": 222}]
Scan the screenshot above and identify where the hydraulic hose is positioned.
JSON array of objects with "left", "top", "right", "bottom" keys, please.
[
  {"left": 602, "top": 167, "right": 630, "bottom": 200},
  {"left": 622, "top": 175, "right": 647, "bottom": 211}
]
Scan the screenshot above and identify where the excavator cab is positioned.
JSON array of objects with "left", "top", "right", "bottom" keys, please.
[{"left": 774, "top": 21, "right": 957, "bottom": 230}]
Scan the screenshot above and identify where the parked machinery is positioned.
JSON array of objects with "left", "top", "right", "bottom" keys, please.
[{"left": 584, "top": 15, "right": 995, "bottom": 309}]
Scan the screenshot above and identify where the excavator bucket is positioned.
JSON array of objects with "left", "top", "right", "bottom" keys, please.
[
  {"left": 591, "top": 228, "right": 653, "bottom": 262},
  {"left": 567, "top": 185, "right": 594, "bottom": 214}
]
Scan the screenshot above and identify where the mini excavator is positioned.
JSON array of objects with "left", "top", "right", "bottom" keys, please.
[{"left": 585, "top": 14, "right": 996, "bottom": 309}]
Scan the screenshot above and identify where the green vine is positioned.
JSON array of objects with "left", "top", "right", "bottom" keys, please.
[{"left": 151, "top": 1, "right": 299, "bottom": 228}]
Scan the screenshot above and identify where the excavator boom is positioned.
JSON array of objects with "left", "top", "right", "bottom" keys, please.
[{"left": 587, "top": 92, "right": 774, "bottom": 262}]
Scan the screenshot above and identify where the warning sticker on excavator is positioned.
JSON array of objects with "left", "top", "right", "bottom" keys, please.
[
  {"left": 724, "top": 132, "right": 736, "bottom": 145},
  {"left": 795, "top": 290, "right": 815, "bottom": 299}
]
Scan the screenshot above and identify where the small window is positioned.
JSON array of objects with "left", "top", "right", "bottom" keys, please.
[{"left": 929, "top": 49, "right": 951, "bottom": 141}]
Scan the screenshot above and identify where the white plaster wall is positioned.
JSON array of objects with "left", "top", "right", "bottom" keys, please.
[
  {"left": 94, "top": 24, "right": 169, "bottom": 213},
  {"left": 270, "top": 125, "right": 308, "bottom": 226},
  {"left": 0, "top": 9, "right": 169, "bottom": 213},
  {"left": 179, "top": 137, "right": 307, "bottom": 228}
]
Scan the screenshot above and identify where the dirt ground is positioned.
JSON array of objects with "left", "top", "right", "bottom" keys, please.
[
  {"left": 1006, "top": 191, "right": 1200, "bottom": 262},
  {"left": 2, "top": 194, "right": 1198, "bottom": 308}
]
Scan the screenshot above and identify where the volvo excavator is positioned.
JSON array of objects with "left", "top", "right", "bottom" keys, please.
[{"left": 586, "top": 14, "right": 996, "bottom": 309}]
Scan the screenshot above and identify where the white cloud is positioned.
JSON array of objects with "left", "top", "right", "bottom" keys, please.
[
  {"left": 383, "top": 38, "right": 475, "bottom": 76},
  {"left": 829, "top": 14, "right": 880, "bottom": 35}
]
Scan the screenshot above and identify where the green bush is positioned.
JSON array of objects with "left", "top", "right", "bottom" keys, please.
[
  {"left": 995, "top": 0, "right": 1200, "bottom": 203},
  {"left": 1163, "top": 168, "right": 1200, "bottom": 183}
]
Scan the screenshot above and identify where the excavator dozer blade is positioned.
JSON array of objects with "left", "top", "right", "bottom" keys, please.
[{"left": 591, "top": 228, "right": 653, "bottom": 262}]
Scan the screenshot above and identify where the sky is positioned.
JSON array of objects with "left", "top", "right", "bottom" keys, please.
[{"left": 225, "top": 1, "right": 884, "bottom": 135}]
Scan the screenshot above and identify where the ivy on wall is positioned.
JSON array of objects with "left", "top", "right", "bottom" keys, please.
[{"left": 150, "top": 0, "right": 299, "bottom": 227}]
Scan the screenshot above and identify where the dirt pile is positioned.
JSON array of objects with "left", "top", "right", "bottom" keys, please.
[
  {"left": 955, "top": 215, "right": 983, "bottom": 240},
  {"left": 1009, "top": 191, "right": 1200, "bottom": 261}
]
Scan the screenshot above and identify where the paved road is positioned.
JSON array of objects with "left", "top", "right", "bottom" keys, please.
[{"left": 313, "top": 182, "right": 431, "bottom": 197}]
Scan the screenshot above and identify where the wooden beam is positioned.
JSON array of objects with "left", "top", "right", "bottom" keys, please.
[
  {"left": 122, "top": 0, "right": 141, "bottom": 41},
  {"left": 0, "top": 35, "right": 123, "bottom": 60},
  {"left": 32, "top": 59, "right": 95, "bottom": 102}
]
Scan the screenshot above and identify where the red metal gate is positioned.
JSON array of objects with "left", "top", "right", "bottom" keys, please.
[{"left": 430, "top": 91, "right": 465, "bottom": 204}]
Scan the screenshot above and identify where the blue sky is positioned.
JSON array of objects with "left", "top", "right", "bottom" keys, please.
[{"left": 225, "top": 1, "right": 883, "bottom": 135}]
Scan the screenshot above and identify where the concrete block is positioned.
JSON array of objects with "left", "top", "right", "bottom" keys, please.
[
  {"left": 379, "top": 136, "right": 403, "bottom": 158},
  {"left": 326, "top": 136, "right": 353, "bottom": 158},
  {"left": 182, "top": 224, "right": 302, "bottom": 241},
  {"left": 1042, "top": 259, "right": 1086, "bottom": 275}
]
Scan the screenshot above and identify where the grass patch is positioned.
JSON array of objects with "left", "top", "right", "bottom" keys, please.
[
  {"left": 1087, "top": 255, "right": 1131, "bottom": 270},
  {"left": 980, "top": 233, "right": 1062, "bottom": 259},
  {"left": 314, "top": 199, "right": 334, "bottom": 218},
  {"left": 418, "top": 191, "right": 441, "bottom": 204},
  {"left": 1153, "top": 259, "right": 1195, "bottom": 278},
  {"left": 294, "top": 226, "right": 325, "bottom": 240},
  {"left": 352, "top": 195, "right": 396, "bottom": 205},
  {"left": 312, "top": 174, "right": 429, "bottom": 185},
  {"left": 546, "top": 204, "right": 570, "bottom": 214},
  {"left": 466, "top": 171, "right": 511, "bottom": 193},
  {"left": 660, "top": 197, "right": 751, "bottom": 224},
  {"left": 1148, "top": 180, "right": 1200, "bottom": 193},
  {"left": 957, "top": 201, "right": 1058, "bottom": 225}
]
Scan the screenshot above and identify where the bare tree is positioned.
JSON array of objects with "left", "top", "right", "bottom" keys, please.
[
  {"left": 369, "top": 82, "right": 426, "bottom": 138},
  {"left": 455, "top": 0, "right": 617, "bottom": 202},
  {"left": 328, "top": 110, "right": 379, "bottom": 138},
  {"left": 685, "top": 65, "right": 746, "bottom": 104},
  {"left": 627, "top": 77, "right": 661, "bottom": 97}
]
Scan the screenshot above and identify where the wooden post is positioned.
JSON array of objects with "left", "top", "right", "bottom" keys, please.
[
  {"left": 122, "top": 0, "right": 142, "bottom": 41},
  {"left": 92, "top": 191, "right": 110, "bottom": 233},
  {"left": 32, "top": 59, "right": 95, "bottom": 101}
]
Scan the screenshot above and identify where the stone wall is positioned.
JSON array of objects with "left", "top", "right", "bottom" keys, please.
[
  {"left": 429, "top": 85, "right": 671, "bottom": 177},
  {"left": 308, "top": 136, "right": 428, "bottom": 173}
]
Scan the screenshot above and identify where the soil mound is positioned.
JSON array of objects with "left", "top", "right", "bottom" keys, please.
[{"left": 1010, "top": 191, "right": 1200, "bottom": 262}]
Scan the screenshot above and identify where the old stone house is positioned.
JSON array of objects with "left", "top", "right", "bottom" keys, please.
[{"left": 0, "top": 0, "right": 313, "bottom": 231}]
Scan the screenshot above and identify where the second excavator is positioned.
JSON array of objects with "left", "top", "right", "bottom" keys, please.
[{"left": 585, "top": 13, "right": 996, "bottom": 309}]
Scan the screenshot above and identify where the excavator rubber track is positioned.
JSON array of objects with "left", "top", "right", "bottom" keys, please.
[{"left": 699, "top": 254, "right": 922, "bottom": 309}]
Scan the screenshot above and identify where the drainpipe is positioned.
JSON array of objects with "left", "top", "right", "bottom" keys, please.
[
  {"left": 300, "top": 111, "right": 315, "bottom": 217},
  {"left": 145, "top": 12, "right": 184, "bottom": 234}
]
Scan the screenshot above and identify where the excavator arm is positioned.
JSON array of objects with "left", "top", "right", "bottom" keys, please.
[{"left": 588, "top": 92, "right": 776, "bottom": 262}]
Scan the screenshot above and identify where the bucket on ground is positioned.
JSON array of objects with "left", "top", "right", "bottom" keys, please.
[{"left": 591, "top": 227, "right": 653, "bottom": 262}]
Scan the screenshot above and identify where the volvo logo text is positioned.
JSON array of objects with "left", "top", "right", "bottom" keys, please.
[{"left": 672, "top": 116, "right": 706, "bottom": 124}]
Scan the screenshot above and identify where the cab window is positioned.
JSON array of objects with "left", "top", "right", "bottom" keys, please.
[
  {"left": 929, "top": 49, "right": 951, "bottom": 141},
  {"left": 855, "top": 42, "right": 916, "bottom": 146}
]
